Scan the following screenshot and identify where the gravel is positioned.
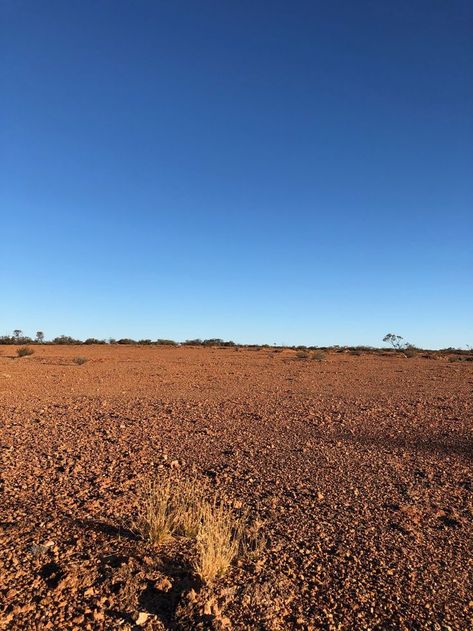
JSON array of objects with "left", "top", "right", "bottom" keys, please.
[{"left": 0, "top": 345, "right": 471, "bottom": 629}]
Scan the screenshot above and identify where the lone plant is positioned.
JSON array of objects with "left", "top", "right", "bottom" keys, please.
[
  {"left": 383, "top": 333, "right": 417, "bottom": 357},
  {"left": 16, "top": 346, "right": 34, "bottom": 357},
  {"left": 73, "top": 356, "right": 88, "bottom": 365},
  {"left": 383, "top": 333, "right": 408, "bottom": 351}
]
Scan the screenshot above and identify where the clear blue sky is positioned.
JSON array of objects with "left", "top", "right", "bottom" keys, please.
[{"left": 1, "top": 1, "right": 472, "bottom": 348}]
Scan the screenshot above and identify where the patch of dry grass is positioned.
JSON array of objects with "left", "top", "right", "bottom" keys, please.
[
  {"left": 194, "top": 497, "right": 245, "bottom": 583},
  {"left": 134, "top": 478, "right": 174, "bottom": 544},
  {"left": 134, "top": 473, "right": 257, "bottom": 582},
  {"left": 171, "top": 476, "right": 209, "bottom": 539}
]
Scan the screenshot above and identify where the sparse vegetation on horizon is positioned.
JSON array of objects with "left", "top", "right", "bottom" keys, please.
[{"left": 0, "top": 329, "right": 471, "bottom": 356}]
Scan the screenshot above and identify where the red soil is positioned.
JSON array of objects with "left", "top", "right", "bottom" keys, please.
[{"left": 0, "top": 345, "right": 472, "bottom": 629}]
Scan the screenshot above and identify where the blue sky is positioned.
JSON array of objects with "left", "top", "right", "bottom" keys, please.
[{"left": 1, "top": 1, "right": 472, "bottom": 347}]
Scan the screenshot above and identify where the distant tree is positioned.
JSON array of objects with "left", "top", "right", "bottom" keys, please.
[
  {"left": 35, "top": 331, "right": 44, "bottom": 343},
  {"left": 383, "top": 333, "right": 410, "bottom": 351},
  {"left": 13, "top": 329, "right": 22, "bottom": 340}
]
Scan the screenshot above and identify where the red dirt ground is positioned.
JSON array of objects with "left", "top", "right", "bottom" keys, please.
[{"left": 0, "top": 345, "right": 472, "bottom": 629}]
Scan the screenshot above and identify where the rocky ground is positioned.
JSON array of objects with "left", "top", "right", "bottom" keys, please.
[{"left": 0, "top": 345, "right": 472, "bottom": 629}]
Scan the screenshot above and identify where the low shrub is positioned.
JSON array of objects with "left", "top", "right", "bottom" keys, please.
[
  {"left": 16, "top": 346, "right": 34, "bottom": 357},
  {"left": 311, "top": 350, "right": 325, "bottom": 361},
  {"left": 296, "top": 350, "right": 309, "bottom": 359},
  {"left": 73, "top": 356, "right": 88, "bottom": 365}
]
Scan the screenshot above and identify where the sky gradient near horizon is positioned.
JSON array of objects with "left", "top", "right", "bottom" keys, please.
[{"left": 1, "top": 1, "right": 472, "bottom": 348}]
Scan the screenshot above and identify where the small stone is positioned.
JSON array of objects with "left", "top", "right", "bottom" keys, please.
[
  {"left": 136, "top": 611, "right": 149, "bottom": 625},
  {"left": 93, "top": 610, "right": 105, "bottom": 621}
]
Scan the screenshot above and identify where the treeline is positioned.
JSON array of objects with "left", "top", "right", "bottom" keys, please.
[
  {"left": 0, "top": 331, "right": 237, "bottom": 347},
  {"left": 0, "top": 330, "right": 470, "bottom": 353}
]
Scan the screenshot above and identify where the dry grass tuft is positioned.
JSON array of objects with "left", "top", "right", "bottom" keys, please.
[{"left": 134, "top": 473, "right": 256, "bottom": 582}]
